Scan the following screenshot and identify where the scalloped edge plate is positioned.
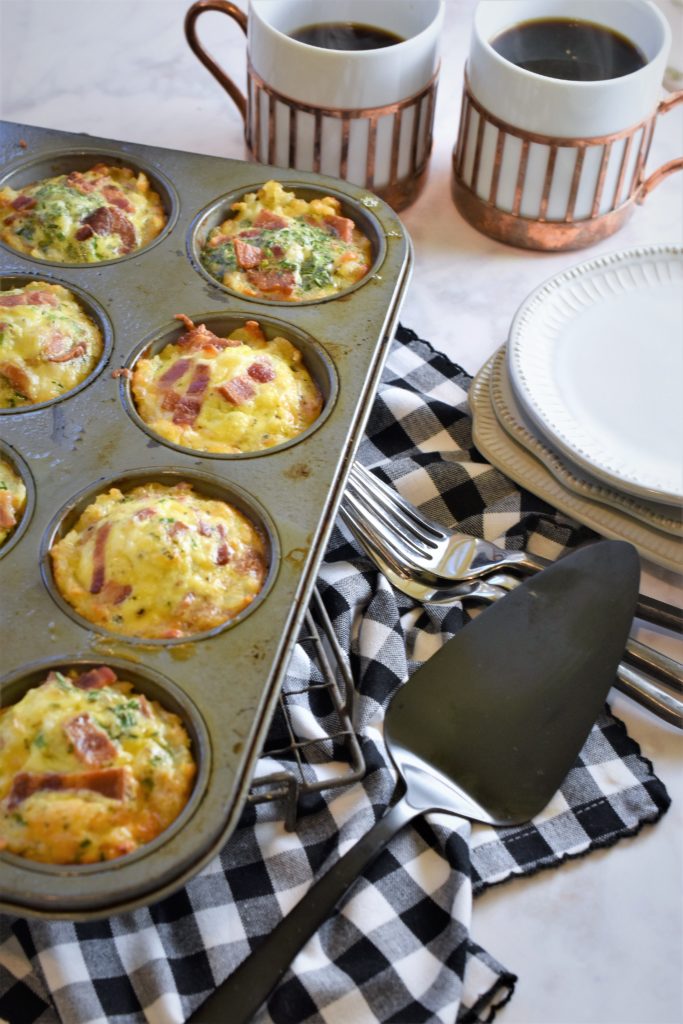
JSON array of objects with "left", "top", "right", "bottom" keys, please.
[
  {"left": 507, "top": 245, "right": 683, "bottom": 505},
  {"left": 471, "top": 354, "right": 683, "bottom": 573},
  {"left": 491, "top": 347, "right": 683, "bottom": 538}
]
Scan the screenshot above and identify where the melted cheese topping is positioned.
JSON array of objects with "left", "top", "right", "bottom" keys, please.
[
  {"left": 0, "top": 456, "right": 26, "bottom": 547},
  {"left": 131, "top": 317, "right": 323, "bottom": 453},
  {"left": 0, "top": 282, "right": 104, "bottom": 407},
  {"left": 0, "top": 668, "right": 196, "bottom": 864},
  {"left": 50, "top": 482, "right": 267, "bottom": 638},
  {"left": 0, "top": 163, "right": 166, "bottom": 263},
  {"left": 200, "top": 179, "right": 372, "bottom": 301}
]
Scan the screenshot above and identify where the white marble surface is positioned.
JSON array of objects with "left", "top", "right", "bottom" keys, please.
[{"left": 0, "top": 2, "right": 681, "bottom": 1022}]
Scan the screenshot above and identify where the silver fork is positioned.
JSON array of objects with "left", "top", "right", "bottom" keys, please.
[
  {"left": 346, "top": 461, "right": 683, "bottom": 634},
  {"left": 340, "top": 496, "right": 683, "bottom": 729}
]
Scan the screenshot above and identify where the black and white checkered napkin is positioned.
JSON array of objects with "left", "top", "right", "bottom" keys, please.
[{"left": 0, "top": 326, "right": 670, "bottom": 1024}]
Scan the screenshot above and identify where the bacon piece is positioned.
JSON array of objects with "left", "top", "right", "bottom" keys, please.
[
  {"left": 197, "top": 519, "right": 212, "bottom": 537},
  {"left": 95, "top": 581, "right": 132, "bottom": 605},
  {"left": 67, "top": 171, "right": 98, "bottom": 194},
  {"left": 325, "top": 214, "right": 354, "bottom": 243},
  {"left": 236, "top": 546, "right": 266, "bottom": 576},
  {"left": 64, "top": 714, "right": 117, "bottom": 766},
  {"left": 247, "top": 359, "right": 275, "bottom": 384},
  {"left": 137, "top": 694, "right": 153, "bottom": 718},
  {"left": 253, "top": 210, "right": 287, "bottom": 230},
  {"left": 244, "top": 320, "right": 266, "bottom": 342},
  {"left": 158, "top": 358, "right": 192, "bottom": 388},
  {"left": 79, "top": 206, "right": 136, "bottom": 253},
  {"left": 217, "top": 375, "right": 256, "bottom": 406},
  {"left": 238, "top": 228, "right": 262, "bottom": 239},
  {"left": 161, "top": 389, "right": 181, "bottom": 412},
  {"left": 42, "top": 332, "right": 86, "bottom": 363},
  {"left": 246, "top": 269, "right": 295, "bottom": 297},
  {"left": 75, "top": 224, "right": 95, "bottom": 242},
  {"left": 72, "top": 666, "right": 118, "bottom": 690},
  {"left": 169, "top": 521, "right": 188, "bottom": 540},
  {"left": 7, "top": 767, "right": 127, "bottom": 809},
  {"left": 215, "top": 523, "right": 231, "bottom": 565},
  {"left": 207, "top": 233, "right": 230, "bottom": 248},
  {"left": 172, "top": 363, "right": 211, "bottom": 425},
  {"left": 270, "top": 244, "right": 284, "bottom": 258},
  {"left": 112, "top": 367, "right": 133, "bottom": 379},
  {"left": 134, "top": 506, "right": 156, "bottom": 521},
  {"left": 233, "top": 237, "right": 263, "bottom": 269},
  {"left": 0, "top": 290, "right": 58, "bottom": 308},
  {"left": 173, "top": 315, "right": 238, "bottom": 352},
  {"left": 0, "top": 361, "right": 31, "bottom": 398},
  {"left": 90, "top": 522, "right": 112, "bottom": 595},
  {"left": 0, "top": 492, "right": 17, "bottom": 529},
  {"left": 11, "top": 195, "right": 36, "bottom": 211},
  {"left": 101, "top": 185, "right": 134, "bottom": 213},
  {"left": 174, "top": 313, "right": 196, "bottom": 333}
]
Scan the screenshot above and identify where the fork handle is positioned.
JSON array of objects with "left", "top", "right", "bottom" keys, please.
[
  {"left": 509, "top": 553, "right": 682, "bottom": 634},
  {"left": 615, "top": 664, "right": 683, "bottom": 729},
  {"left": 633, "top": 595, "right": 683, "bottom": 635}
]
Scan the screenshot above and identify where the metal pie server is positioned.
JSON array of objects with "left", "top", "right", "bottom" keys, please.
[{"left": 190, "top": 540, "right": 640, "bottom": 1023}]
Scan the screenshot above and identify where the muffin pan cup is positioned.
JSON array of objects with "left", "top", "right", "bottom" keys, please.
[{"left": 0, "top": 120, "right": 412, "bottom": 919}]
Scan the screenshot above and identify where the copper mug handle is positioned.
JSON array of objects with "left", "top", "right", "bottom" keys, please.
[
  {"left": 185, "top": 0, "right": 248, "bottom": 121},
  {"left": 637, "top": 90, "right": 683, "bottom": 203}
]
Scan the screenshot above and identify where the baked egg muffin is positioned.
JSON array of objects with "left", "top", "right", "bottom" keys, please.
[
  {"left": 0, "top": 281, "right": 103, "bottom": 407},
  {"left": 0, "top": 163, "right": 166, "bottom": 263},
  {"left": 50, "top": 481, "right": 267, "bottom": 638},
  {"left": 0, "top": 665, "right": 196, "bottom": 864},
  {"left": 130, "top": 315, "right": 323, "bottom": 453},
  {"left": 0, "top": 454, "right": 26, "bottom": 548},
  {"left": 199, "top": 179, "right": 372, "bottom": 301}
]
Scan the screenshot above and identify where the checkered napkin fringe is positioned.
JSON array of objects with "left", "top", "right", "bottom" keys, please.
[{"left": 0, "top": 326, "right": 670, "bottom": 1024}]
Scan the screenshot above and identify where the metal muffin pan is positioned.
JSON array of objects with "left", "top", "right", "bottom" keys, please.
[{"left": 0, "top": 120, "right": 412, "bottom": 918}]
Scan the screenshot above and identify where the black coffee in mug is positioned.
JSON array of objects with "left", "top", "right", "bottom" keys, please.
[
  {"left": 290, "top": 22, "right": 404, "bottom": 50},
  {"left": 491, "top": 17, "right": 646, "bottom": 81}
]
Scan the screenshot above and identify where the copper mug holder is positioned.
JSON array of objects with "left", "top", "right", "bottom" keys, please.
[
  {"left": 452, "top": 75, "right": 683, "bottom": 251},
  {"left": 185, "top": 0, "right": 439, "bottom": 211}
]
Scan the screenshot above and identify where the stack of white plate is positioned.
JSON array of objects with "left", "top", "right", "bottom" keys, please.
[{"left": 471, "top": 244, "right": 683, "bottom": 571}]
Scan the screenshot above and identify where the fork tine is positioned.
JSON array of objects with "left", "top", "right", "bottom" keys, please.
[
  {"left": 345, "top": 477, "right": 439, "bottom": 562},
  {"left": 343, "top": 483, "right": 434, "bottom": 568},
  {"left": 348, "top": 467, "right": 435, "bottom": 551},
  {"left": 350, "top": 463, "right": 447, "bottom": 545},
  {"left": 340, "top": 495, "right": 418, "bottom": 581}
]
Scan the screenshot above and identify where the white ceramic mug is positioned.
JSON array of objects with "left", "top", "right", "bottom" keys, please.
[
  {"left": 186, "top": 0, "right": 445, "bottom": 210},
  {"left": 452, "top": 0, "right": 683, "bottom": 249}
]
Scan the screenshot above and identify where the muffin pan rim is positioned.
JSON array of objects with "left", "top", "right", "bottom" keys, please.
[
  {"left": 0, "top": 145, "right": 179, "bottom": 268},
  {"left": 120, "top": 308, "right": 339, "bottom": 459},
  {"left": 187, "top": 178, "right": 388, "bottom": 307},
  {"left": 39, "top": 465, "right": 281, "bottom": 646},
  {"left": 0, "top": 270, "right": 115, "bottom": 415},
  {"left": 0, "top": 436, "right": 36, "bottom": 558},
  {"left": 0, "top": 654, "right": 213, "bottom": 878}
]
